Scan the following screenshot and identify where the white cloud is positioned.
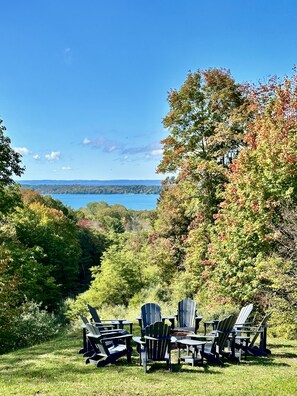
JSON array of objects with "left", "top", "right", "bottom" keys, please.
[
  {"left": 83, "top": 138, "right": 91, "bottom": 145},
  {"left": 33, "top": 154, "right": 41, "bottom": 160},
  {"left": 150, "top": 149, "right": 163, "bottom": 156},
  {"left": 14, "top": 147, "right": 30, "bottom": 155},
  {"left": 61, "top": 166, "right": 72, "bottom": 170},
  {"left": 45, "top": 151, "right": 61, "bottom": 160}
]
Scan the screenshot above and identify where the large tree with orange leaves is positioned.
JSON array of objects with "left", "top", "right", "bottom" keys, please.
[{"left": 202, "top": 74, "right": 297, "bottom": 334}]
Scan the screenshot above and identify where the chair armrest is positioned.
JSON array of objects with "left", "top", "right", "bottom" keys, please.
[
  {"left": 103, "top": 334, "right": 133, "bottom": 342},
  {"left": 99, "top": 329, "right": 124, "bottom": 334},
  {"left": 144, "top": 336, "right": 158, "bottom": 341},
  {"left": 187, "top": 334, "right": 216, "bottom": 341},
  {"left": 133, "top": 336, "right": 145, "bottom": 345}
]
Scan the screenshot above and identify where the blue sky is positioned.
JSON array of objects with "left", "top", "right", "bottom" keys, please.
[{"left": 1, "top": 0, "right": 297, "bottom": 180}]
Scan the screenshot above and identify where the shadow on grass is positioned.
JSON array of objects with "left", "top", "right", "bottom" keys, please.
[
  {"left": 271, "top": 343, "right": 297, "bottom": 349},
  {"left": 239, "top": 356, "right": 290, "bottom": 367},
  {"left": 270, "top": 352, "right": 297, "bottom": 359}
]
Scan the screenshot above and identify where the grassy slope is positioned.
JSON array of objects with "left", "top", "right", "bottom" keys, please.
[{"left": 0, "top": 331, "right": 297, "bottom": 396}]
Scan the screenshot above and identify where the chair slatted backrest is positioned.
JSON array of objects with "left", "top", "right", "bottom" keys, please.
[
  {"left": 178, "top": 297, "right": 196, "bottom": 328},
  {"left": 144, "top": 321, "right": 171, "bottom": 361},
  {"left": 85, "top": 323, "right": 110, "bottom": 356},
  {"left": 250, "top": 312, "right": 272, "bottom": 346},
  {"left": 213, "top": 314, "right": 236, "bottom": 353},
  {"left": 87, "top": 304, "right": 106, "bottom": 330},
  {"left": 235, "top": 303, "right": 253, "bottom": 327},
  {"left": 141, "top": 303, "right": 162, "bottom": 329},
  {"left": 79, "top": 312, "right": 89, "bottom": 325}
]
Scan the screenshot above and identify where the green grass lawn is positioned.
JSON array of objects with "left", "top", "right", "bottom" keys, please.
[{"left": 1, "top": 330, "right": 297, "bottom": 396}]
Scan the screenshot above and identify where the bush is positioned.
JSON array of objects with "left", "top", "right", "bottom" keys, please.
[{"left": 1, "top": 300, "right": 61, "bottom": 353}]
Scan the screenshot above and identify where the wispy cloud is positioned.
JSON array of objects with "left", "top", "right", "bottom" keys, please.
[
  {"left": 83, "top": 135, "right": 163, "bottom": 160},
  {"left": 45, "top": 151, "right": 61, "bottom": 160},
  {"left": 83, "top": 138, "right": 91, "bottom": 145},
  {"left": 33, "top": 154, "right": 41, "bottom": 160},
  {"left": 64, "top": 47, "right": 72, "bottom": 65},
  {"left": 150, "top": 149, "right": 163, "bottom": 156},
  {"left": 61, "top": 166, "right": 72, "bottom": 170},
  {"left": 82, "top": 136, "right": 124, "bottom": 153},
  {"left": 14, "top": 147, "right": 30, "bottom": 155}
]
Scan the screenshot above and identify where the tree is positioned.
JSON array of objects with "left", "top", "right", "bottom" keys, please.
[
  {"left": 13, "top": 198, "right": 81, "bottom": 298},
  {"left": 153, "top": 69, "right": 249, "bottom": 292},
  {"left": 205, "top": 74, "right": 297, "bottom": 318},
  {"left": 79, "top": 233, "right": 146, "bottom": 307},
  {"left": 0, "top": 119, "right": 24, "bottom": 215},
  {"left": 0, "top": 118, "right": 24, "bottom": 186}
]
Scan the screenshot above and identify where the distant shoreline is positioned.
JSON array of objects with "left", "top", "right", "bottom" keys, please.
[
  {"left": 18, "top": 179, "right": 162, "bottom": 186},
  {"left": 20, "top": 184, "right": 162, "bottom": 195}
]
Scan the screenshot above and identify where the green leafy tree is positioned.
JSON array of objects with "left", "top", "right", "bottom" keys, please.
[
  {"left": 0, "top": 118, "right": 24, "bottom": 186},
  {"left": 154, "top": 69, "right": 249, "bottom": 295},
  {"left": 0, "top": 119, "right": 24, "bottom": 215},
  {"left": 13, "top": 199, "right": 81, "bottom": 298},
  {"left": 79, "top": 233, "right": 146, "bottom": 307}
]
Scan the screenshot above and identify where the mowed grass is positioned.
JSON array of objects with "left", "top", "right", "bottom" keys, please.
[{"left": 0, "top": 329, "right": 297, "bottom": 396}]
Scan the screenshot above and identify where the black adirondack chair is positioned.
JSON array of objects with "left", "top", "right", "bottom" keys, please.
[
  {"left": 79, "top": 312, "right": 127, "bottom": 357},
  {"left": 235, "top": 312, "right": 272, "bottom": 357},
  {"left": 85, "top": 323, "right": 133, "bottom": 367},
  {"left": 87, "top": 304, "right": 116, "bottom": 330},
  {"left": 173, "top": 297, "right": 202, "bottom": 334},
  {"left": 134, "top": 321, "right": 174, "bottom": 373},
  {"left": 78, "top": 312, "right": 95, "bottom": 356},
  {"left": 87, "top": 304, "right": 133, "bottom": 333},
  {"left": 137, "top": 303, "right": 162, "bottom": 335},
  {"left": 189, "top": 314, "right": 238, "bottom": 366}
]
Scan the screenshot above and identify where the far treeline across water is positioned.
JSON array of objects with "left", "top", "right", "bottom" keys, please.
[{"left": 20, "top": 184, "right": 162, "bottom": 195}]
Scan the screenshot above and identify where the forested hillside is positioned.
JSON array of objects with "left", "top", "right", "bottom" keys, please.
[
  {"left": 1, "top": 68, "right": 297, "bottom": 355},
  {"left": 21, "top": 184, "right": 161, "bottom": 194}
]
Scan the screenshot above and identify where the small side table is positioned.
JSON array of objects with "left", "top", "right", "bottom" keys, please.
[
  {"left": 112, "top": 319, "right": 133, "bottom": 334},
  {"left": 176, "top": 339, "right": 206, "bottom": 367},
  {"left": 203, "top": 320, "right": 219, "bottom": 335}
]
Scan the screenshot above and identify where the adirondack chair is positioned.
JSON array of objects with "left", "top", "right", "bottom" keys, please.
[
  {"left": 203, "top": 303, "right": 253, "bottom": 335},
  {"left": 173, "top": 297, "right": 202, "bottom": 334},
  {"left": 87, "top": 304, "right": 133, "bottom": 333},
  {"left": 84, "top": 323, "right": 133, "bottom": 367},
  {"left": 78, "top": 312, "right": 95, "bottom": 356},
  {"left": 133, "top": 321, "right": 174, "bottom": 373},
  {"left": 79, "top": 312, "right": 127, "bottom": 357},
  {"left": 189, "top": 314, "right": 238, "bottom": 366},
  {"left": 235, "top": 312, "right": 272, "bottom": 357},
  {"left": 137, "top": 303, "right": 162, "bottom": 335},
  {"left": 234, "top": 303, "right": 254, "bottom": 331},
  {"left": 87, "top": 304, "right": 116, "bottom": 330}
]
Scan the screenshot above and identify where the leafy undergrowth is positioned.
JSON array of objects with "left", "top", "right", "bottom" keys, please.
[{"left": 0, "top": 330, "right": 297, "bottom": 396}]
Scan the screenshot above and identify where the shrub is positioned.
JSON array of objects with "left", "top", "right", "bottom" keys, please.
[{"left": 1, "top": 300, "right": 61, "bottom": 353}]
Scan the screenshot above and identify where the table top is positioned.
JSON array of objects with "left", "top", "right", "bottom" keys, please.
[
  {"left": 177, "top": 338, "right": 206, "bottom": 347},
  {"left": 111, "top": 319, "right": 133, "bottom": 324}
]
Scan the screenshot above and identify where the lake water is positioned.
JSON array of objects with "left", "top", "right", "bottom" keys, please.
[{"left": 51, "top": 193, "right": 159, "bottom": 210}]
